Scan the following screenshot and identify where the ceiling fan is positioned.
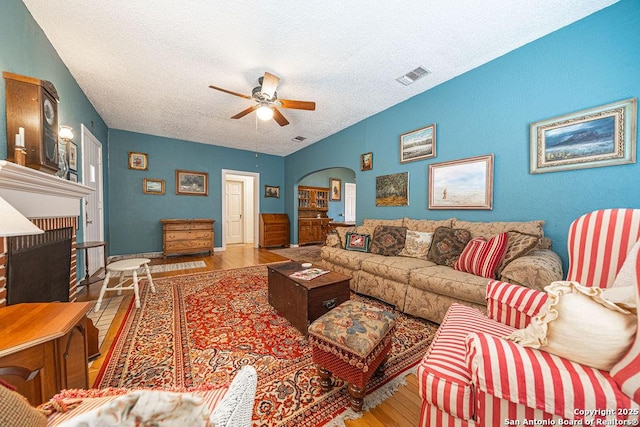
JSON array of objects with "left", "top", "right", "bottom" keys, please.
[{"left": 209, "top": 72, "right": 315, "bottom": 127}]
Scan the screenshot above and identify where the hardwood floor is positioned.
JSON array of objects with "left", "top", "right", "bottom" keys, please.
[{"left": 77, "top": 244, "right": 422, "bottom": 426}]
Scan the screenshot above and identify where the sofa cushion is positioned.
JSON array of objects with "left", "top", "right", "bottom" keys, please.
[
  {"left": 506, "top": 281, "right": 637, "bottom": 371},
  {"left": 497, "top": 231, "right": 541, "bottom": 275},
  {"left": 410, "top": 265, "right": 489, "bottom": 306},
  {"left": 363, "top": 218, "right": 404, "bottom": 228},
  {"left": 417, "top": 303, "right": 515, "bottom": 420},
  {"left": 345, "top": 232, "right": 371, "bottom": 252},
  {"left": 398, "top": 230, "right": 433, "bottom": 260},
  {"left": 320, "top": 246, "right": 377, "bottom": 270},
  {"left": 0, "top": 381, "right": 46, "bottom": 427},
  {"left": 452, "top": 219, "right": 545, "bottom": 239},
  {"left": 426, "top": 226, "right": 472, "bottom": 267},
  {"left": 361, "top": 255, "right": 434, "bottom": 284},
  {"left": 335, "top": 226, "right": 356, "bottom": 248},
  {"left": 369, "top": 225, "right": 408, "bottom": 256},
  {"left": 454, "top": 232, "right": 508, "bottom": 279},
  {"left": 402, "top": 217, "right": 454, "bottom": 232},
  {"left": 499, "top": 249, "right": 563, "bottom": 292}
]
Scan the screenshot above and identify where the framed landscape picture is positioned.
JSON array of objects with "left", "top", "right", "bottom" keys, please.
[
  {"left": 143, "top": 178, "right": 165, "bottom": 195},
  {"left": 375, "top": 172, "right": 409, "bottom": 206},
  {"left": 530, "top": 98, "right": 637, "bottom": 174},
  {"left": 128, "top": 151, "right": 148, "bottom": 170},
  {"left": 400, "top": 124, "right": 436, "bottom": 163},
  {"left": 428, "top": 154, "right": 494, "bottom": 210},
  {"left": 264, "top": 185, "right": 280, "bottom": 198},
  {"left": 176, "top": 170, "right": 208, "bottom": 196}
]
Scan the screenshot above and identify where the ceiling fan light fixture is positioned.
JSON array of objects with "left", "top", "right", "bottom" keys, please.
[{"left": 256, "top": 104, "right": 274, "bottom": 121}]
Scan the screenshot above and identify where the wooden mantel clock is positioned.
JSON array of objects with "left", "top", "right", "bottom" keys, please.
[{"left": 4, "top": 71, "right": 59, "bottom": 173}]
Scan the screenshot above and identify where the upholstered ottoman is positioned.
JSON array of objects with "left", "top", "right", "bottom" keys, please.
[{"left": 308, "top": 300, "right": 396, "bottom": 412}]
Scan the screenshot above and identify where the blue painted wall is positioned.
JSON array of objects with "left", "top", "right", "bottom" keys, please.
[
  {"left": 107, "top": 130, "right": 285, "bottom": 255},
  {"left": 285, "top": 0, "right": 640, "bottom": 271},
  {"left": 1, "top": 0, "right": 109, "bottom": 279}
]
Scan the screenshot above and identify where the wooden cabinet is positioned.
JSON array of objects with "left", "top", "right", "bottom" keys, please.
[
  {"left": 298, "top": 218, "right": 332, "bottom": 246},
  {"left": 259, "top": 213, "right": 290, "bottom": 248},
  {"left": 298, "top": 186, "right": 329, "bottom": 210},
  {"left": 161, "top": 219, "right": 215, "bottom": 257},
  {"left": 0, "top": 302, "right": 93, "bottom": 406}
]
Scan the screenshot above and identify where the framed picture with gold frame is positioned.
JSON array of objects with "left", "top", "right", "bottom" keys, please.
[
  {"left": 176, "top": 169, "right": 208, "bottom": 196},
  {"left": 143, "top": 178, "right": 165, "bottom": 195},
  {"left": 361, "top": 152, "right": 373, "bottom": 171},
  {"left": 128, "top": 151, "right": 148, "bottom": 170}
]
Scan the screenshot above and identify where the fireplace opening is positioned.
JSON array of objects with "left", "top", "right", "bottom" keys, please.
[{"left": 7, "top": 227, "right": 72, "bottom": 305}]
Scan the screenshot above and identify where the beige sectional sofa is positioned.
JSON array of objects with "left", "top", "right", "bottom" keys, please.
[{"left": 320, "top": 218, "right": 563, "bottom": 324}]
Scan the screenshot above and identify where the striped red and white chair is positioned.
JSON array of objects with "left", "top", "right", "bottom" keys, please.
[{"left": 417, "top": 209, "right": 640, "bottom": 427}]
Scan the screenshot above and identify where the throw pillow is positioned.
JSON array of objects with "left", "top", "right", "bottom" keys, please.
[
  {"left": 505, "top": 281, "right": 637, "bottom": 371},
  {"left": 611, "top": 239, "right": 640, "bottom": 288},
  {"left": 0, "top": 380, "right": 47, "bottom": 427},
  {"left": 454, "top": 232, "right": 508, "bottom": 279},
  {"left": 345, "top": 232, "right": 371, "bottom": 252},
  {"left": 426, "top": 226, "right": 472, "bottom": 267},
  {"left": 497, "top": 231, "right": 540, "bottom": 275},
  {"left": 398, "top": 231, "right": 433, "bottom": 260},
  {"left": 335, "top": 226, "right": 356, "bottom": 248},
  {"left": 369, "top": 225, "right": 408, "bottom": 256}
]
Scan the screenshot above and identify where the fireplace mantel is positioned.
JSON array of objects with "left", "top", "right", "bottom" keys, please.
[{"left": 0, "top": 160, "right": 93, "bottom": 218}]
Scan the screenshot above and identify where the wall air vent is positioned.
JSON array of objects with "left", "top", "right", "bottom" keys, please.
[
  {"left": 292, "top": 136, "right": 307, "bottom": 142},
  {"left": 396, "top": 66, "right": 430, "bottom": 86}
]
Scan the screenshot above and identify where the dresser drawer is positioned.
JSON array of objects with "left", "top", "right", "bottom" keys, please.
[
  {"left": 165, "top": 230, "right": 213, "bottom": 241},
  {"left": 164, "top": 223, "right": 211, "bottom": 232},
  {"left": 165, "top": 240, "right": 212, "bottom": 251}
]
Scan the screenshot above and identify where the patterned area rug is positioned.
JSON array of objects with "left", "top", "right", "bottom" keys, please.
[
  {"left": 94, "top": 266, "right": 436, "bottom": 426},
  {"left": 268, "top": 245, "right": 322, "bottom": 263}
]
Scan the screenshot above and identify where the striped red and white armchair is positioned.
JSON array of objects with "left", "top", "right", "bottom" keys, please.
[{"left": 417, "top": 209, "right": 640, "bottom": 426}]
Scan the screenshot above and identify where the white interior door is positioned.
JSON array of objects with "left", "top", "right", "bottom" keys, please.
[
  {"left": 81, "top": 125, "right": 105, "bottom": 273},
  {"left": 344, "top": 182, "right": 356, "bottom": 223},
  {"left": 225, "top": 179, "right": 244, "bottom": 244}
]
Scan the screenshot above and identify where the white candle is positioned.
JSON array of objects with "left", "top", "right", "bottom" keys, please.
[{"left": 18, "top": 127, "right": 25, "bottom": 147}]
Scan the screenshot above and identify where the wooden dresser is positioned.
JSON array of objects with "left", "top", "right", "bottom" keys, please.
[
  {"left": 161, "top": 218, "right": 215, "bottom": 257},
  {"left": 298, "top": 217, "right": 333, "bottom": 246},
  {"left": 0, "top": 302, "right": 93, "bottom": 405},
  {"left": 259, "top": 213, "right": 290, "bottom": 248},
  {"left": 298, "top": 185, "right": 332, "bottom": 246}
]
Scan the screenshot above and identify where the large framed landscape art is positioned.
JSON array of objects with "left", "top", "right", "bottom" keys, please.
[
  {"left": 400, "top": 124, "right": 436, "bottom": 163},
  {"left": 530, "top": 98, "right": 637, "bottom": 174},
  {"left": 428, "top": 154, "right": 494, "bottom": 210}
]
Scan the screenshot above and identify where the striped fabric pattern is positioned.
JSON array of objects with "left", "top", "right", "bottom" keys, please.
[
  {"left": 566, "top": 209, "right": 640, "bottom": 288},
  {"left": 417, "top": 304, "right": 515, "bottom": 420},
  {"left": 466, "top": 332, "right": 640, "bottom": 422},
  {"left": 420, "top": 402, "right": 476, "bottom": 427},
  {"left": 454, "top": 232, "right": 508, "bottom": 279},
  {"left": 475, "top": 390, "right": 560, "bottom": 426},
  {"left": 611, "top": 241, "right": 640, "bottom": 403},
  {"left": 485, "top": 280, "right": 549, "bottom": 329}
]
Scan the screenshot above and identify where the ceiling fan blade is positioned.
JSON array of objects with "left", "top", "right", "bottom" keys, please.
[
  {"left": 208, "top": 85, "right": 251, "bottom": 100},
  {"left": 231, "top": 105, "right": 258, "bottom": 119},
  {"left": 260, "top": 72, "right": 280, "bottom": 100},
  {"left": 279, "top": 99, "right": 316, "bottom": 111},
  {"left": 272, "top": 108, "right": 289, "bottom": 127}
]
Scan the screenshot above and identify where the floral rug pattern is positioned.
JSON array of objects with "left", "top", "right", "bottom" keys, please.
[{"left": 94, "top": 266, "right": 436, "bottom": 426}]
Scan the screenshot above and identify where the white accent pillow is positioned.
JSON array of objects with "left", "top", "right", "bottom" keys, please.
[
  {"left": 398, "top": 230, "right": 433, "bottom": 260},
  {"left": 506, "top": 281, "right": 637, "bottom": 371},
  {"left": 612, "top": 239, "right": 640, "bottom": 288}
]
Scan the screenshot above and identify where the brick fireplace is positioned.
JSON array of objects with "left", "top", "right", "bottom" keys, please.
[{"left": 0, "top": 161, "right": 92, "bottom": 307}]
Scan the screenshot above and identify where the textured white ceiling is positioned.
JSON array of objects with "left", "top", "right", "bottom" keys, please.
[{"left": 22, "top": 0, "right": 618, "bottom": 156}]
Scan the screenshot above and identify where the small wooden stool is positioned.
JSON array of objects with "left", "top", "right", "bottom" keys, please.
[
  {"left": 308, "top": 300, "right": 396, "bottom": 412},
  {"left": 95, "top": 258, "right": 156, "bottom": 312}
]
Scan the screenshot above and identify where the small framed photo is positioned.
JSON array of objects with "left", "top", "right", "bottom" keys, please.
[
  {"left": 68, "top": 141, "right": 78, "bottom": 171},
  {"left": 143, "top": 178, "right": 165, "bottom": 195},
  {"left": 264, "top": 185, "right": 280, "bottom": 198},
  {"left": 361, "top": 152, "right": 373, "bottom": 171},
  {"left": 176, "top": 170, "right": 208, "bottom": 196},
  {"left": 68, "top": 172, "right": 78, "bottom": 183},
  {"left": 400, "top": 124, "right": 436, "bottom": 163},
  {"left": 428, "top": 154, "right": 494, "bottom": 210},
  {"left": 330, "top": 178, "right": 341, "bottom": 201},
  {"left": 128, "top": 151, "right": 148, "bottom": 170},
  {"left": 530, "top": 98, "right": 637, "bottom": 174}
]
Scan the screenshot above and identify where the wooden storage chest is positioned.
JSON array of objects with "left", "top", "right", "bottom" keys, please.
[
  {"left": 259, "top": 213, "right": 289, "bottom": 248},
  {"left": 161, "top": 218, "right": 215, "bottom": 257}
]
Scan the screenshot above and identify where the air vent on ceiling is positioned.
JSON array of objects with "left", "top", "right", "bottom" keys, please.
[
  {"left": 292, "top": 136, "right": 307, "bottom": 142},
  {"left": 396, "top": 66, "right": 430, "bottom": 86}
]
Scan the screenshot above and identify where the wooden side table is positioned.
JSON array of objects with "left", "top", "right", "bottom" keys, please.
[{"left": 76, "top": 241, "right": 107, "bottom": 290}]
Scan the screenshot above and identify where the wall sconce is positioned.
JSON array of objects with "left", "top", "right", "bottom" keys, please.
[{"left": 55, "top": 125, "right": 74, "bottom": 178}]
